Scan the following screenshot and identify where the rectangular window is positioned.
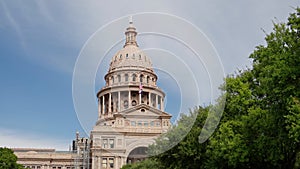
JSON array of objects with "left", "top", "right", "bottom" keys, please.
[
  {"left": 131, "top": 121, "right": 136, "bottom": 126},
  {"left": 138, "top": 121, "right": 142, "bottom": 126},
  {"left": 118, "top": 75, "right": 121, "bottom": 82},
  {"left": 102, "top": 158, "right": 107, "bottom": 168},
  {"left": 144, "top": 121, "right": 149, "bottom": 127},
  {"left": 109, "top": 139, "right": 114, "bottom": 148},
  {"left": 156, "top": 122, "right": 161, "bottom": 127},
  {"left": 102, "top": 139, "right": 108, "bottom": 148},
  {"left": 150, "top": 121, "right": 154, "bottom": 126},
  {"left": 109, "top": 158, "right": 114, "bottom": 168}
]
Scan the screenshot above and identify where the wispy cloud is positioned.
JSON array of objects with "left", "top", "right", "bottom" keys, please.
[{"left": 0, "top": 1, "right": 23, "bottom": 42}]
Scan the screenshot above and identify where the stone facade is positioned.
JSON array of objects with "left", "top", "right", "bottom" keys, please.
[
  {"left": 14, "top": 148, "right": 77, "bottom": 169},
  {"left": 14, "top": 134, "right": 90, "bottom": 169},
  {"left": 14, "top": 19, "right": 171, "bottom": 169}
]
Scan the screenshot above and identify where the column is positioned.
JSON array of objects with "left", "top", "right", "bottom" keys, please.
[
  {"left": 91, "top": 156, "right": 95, "bottom": 169},
  {"left": 122, "top": 157, "right": 126, "bottom": 168},
  {"left": 102, "top": 95, "right": 105, "bottom": 115},
  {"left": 148, "top": 92, "right": 151, "bottom": 107},
  {"left": 97, "top": 156, "right": 101, "bottom": 169},
  {"left": 128, "top": 91, "right": 131, "bottom": 108},
  {"left": 109, "top": 93, "right": 112, "bottom": 113},
  {"left": 98, "top": 97, "right": 101, "bottom": 117},
  {"left": 115, "top": 157, "right": 118, "bottom": 169},
  {"left": 118, "top": 91, "right": 121, "bottom": 112},
  {"left": 156, "top": 94, "right": 158, "bottom": 109},
  {"left": 161, "top": 97, "right": 164, "bottom": 111},
  {"left": 139, "top": 91, "right": 142, "bottom": 105}
]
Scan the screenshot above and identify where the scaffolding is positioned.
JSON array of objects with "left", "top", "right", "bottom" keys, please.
[{"left": 72, "top": 132, "right": 91, "bottom": 169}]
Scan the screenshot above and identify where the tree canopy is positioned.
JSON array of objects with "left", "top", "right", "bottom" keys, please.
[
  {"left": 121, "top": 7, "right": 300, "bottom": 169},
  {"left": 0, "top": 147, "right": 26, "bottom": 169}
]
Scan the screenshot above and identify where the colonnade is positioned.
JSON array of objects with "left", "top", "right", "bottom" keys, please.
[{"left": 98, "top": 90, "right": 164, "bottom": 118}]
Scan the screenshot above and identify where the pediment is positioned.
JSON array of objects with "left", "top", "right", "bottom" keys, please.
[{"left": 115, "top": 104, "right": 171, "bottom": 118}]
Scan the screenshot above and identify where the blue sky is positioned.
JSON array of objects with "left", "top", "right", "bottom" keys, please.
[{"left": 0, "top": 0, "right": 299, "bottom": 150}]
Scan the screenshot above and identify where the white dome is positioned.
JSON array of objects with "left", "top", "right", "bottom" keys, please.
[{"left": 109, "top": 45, "right": 153, "bottom": 72}]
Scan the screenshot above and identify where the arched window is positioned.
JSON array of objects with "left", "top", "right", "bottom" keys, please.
[
  {"left": 147, "top": 76, "right": 150, "bottom": 84},
  {"left": 140, "top": 74, "right": 143, "bottom": 83},
  {"left": 117, "top": 75, "right": 121, "bottom": 83},
  {"left": 125, "top": 74, "right": 128, "bottom": 82},
  {"left": 126, "top": 53, "right": 128, "bottom": 58},
  {"left": 120, "top": 54, "right": 122, "bottom": 59},
  {"left": 132, "top": 74, "right": 137, "bottom": 82},
  {"left": 139, "top": 54, "right": 142, "bottom": 60},
  {"left": 112, "top": 76, "right": 114, "bottom": 84},
  {"left": 133, "top": 54, "right": 135, "bottom": 59}
]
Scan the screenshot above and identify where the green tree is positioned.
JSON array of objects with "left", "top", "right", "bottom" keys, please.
[
  {"left": 120, "top": 7, "right": 300, "bottom": 169},
  {"left": 121, "top": 159, "right": 162, "bottom": 169},
  {"left": 148, "top": 106, "right": 211, "bottom": 169},
  {"left": 205, "top": 72, "right": 255, "bottom": 169},
  {"left": 0, "top": 147, "right": 26, "bottom": 169},
  {"left": 206, "top": 7, "right": 300, "bottom": 169},
  {"left": 248, "top": 7, "right": 300, "bottom": 168}
]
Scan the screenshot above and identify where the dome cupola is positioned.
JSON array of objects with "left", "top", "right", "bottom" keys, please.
[{"left": 108, "top": 18, "right": 154, "bottom": 73}]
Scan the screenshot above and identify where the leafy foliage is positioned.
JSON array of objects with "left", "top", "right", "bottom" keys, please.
[
  {"left": 122, "top": 7, "right": 300, "bottom": 169},
  {"left": 0, "top": 147, "right": 26, "bottom": 169},
  {"left": 121, "top": 159, "right": 162, "bottom": 169}
]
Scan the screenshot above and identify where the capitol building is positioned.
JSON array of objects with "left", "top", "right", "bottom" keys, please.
[{"left": 14, "top": 19, "right": 172, "bottom": 169}]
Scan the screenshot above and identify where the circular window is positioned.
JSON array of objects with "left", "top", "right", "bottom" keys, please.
[{"left": 132, "top": 100, "right": 137, "bottom": 106}]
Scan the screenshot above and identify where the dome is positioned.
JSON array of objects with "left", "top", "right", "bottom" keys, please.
[
  {"left": 109, "top": 45, "right": 153, "bottom": 72},
  {"left": 108, "top": 20, "right": 154, "bottom": 73}
]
